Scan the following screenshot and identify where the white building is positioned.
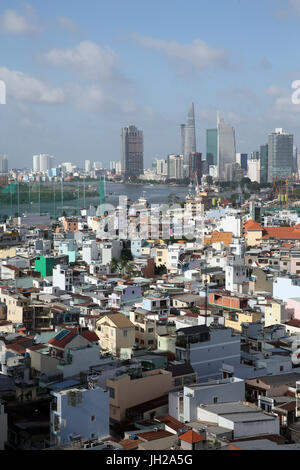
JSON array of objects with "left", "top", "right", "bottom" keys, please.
[
  {"left": 247, "top": 158, "right": 261, "bottom": 183},
  {"left": 50, "top": 385, "right": 110, "bottom": 447},
  {"left": 52, "top": 265, "right": 73, "bottom": 292},
  {"left": 82, "top": 240, "right": 99, "bottom": 265},
  {"left": 169, "top": 377, "right": 245, "bottom": 423},
  {"left": 85, "top": 160, "right": 91, "bottom": 173},
  {"left": 33, "top": 154, "right": 54, "bottom": 173}
]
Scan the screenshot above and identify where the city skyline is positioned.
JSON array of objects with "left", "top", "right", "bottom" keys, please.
[{"left": 0, "top": 1, "right": 300, "bottom": 168}]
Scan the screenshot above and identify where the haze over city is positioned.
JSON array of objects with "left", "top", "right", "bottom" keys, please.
[{"left": 1, "top": 0, "right": 300, "bottom": 168}]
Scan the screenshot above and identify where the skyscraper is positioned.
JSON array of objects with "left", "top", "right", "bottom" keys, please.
[
  {"left": 183, "top": 102, "right": 196, "bottom": 165},
  {"left": 189, "top": 152, "right": 202, "bottom": 181},
  {"left": 0, "top": 155, "right": 8, "bottom": 174},
  {"left": 217, "top": 114, "right": 236, "bottom": 180},
  {"left": 85, "top": 160, "right": 91, "bottom": 172},
  {"left": 260, "top": 145, "right": 268, "bottom": 183},
  {"left": 167, "top": 154, "right": 184, "bottom": 180},
  {"left": 121, "top": 125, "right": 144, "bottom": 179},
  {"left": 236, "top": 153, "right": 248, "bottom": 171},
  {"left": 267, "top": 128, "right": 293, "bottom": 182},
  {"left": 206, "top": 129, "right": 218, "bottom": 166},
  {"left": 33, "top": 154, "right": 54, "bottom": 173}
]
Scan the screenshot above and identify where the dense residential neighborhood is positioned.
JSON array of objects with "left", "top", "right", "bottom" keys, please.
[{"left": 2, "top": 181, "right": 300, "bottom": 451}]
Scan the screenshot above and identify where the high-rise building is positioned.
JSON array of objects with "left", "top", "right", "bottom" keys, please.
[
  {"left": 183, "top": 103, "right": 196, "bottom": 165},
  {"left": 156, "top": 159, "right": 168, "bottom": 176},
  {"left": 236, "top": 153, "right": 248, "bottom": 171},
  {"left": 260, "top": 145, "right": 268, "bottom": 183},
  {"left": 189, "top": 152, "right": 202, "bottom": 181},
  {"left": 121, "top": 125, "right": 144, "bottom": 179},
  {"left": 0, "top": 155, "right": 8, "bottom": 174},
  {"left": 206, "top": 129, "right": 218, "bottom": 166},
  {"left": 167, "top": 154, "right": 184, "bottom": 180},
  {"left": 293, "top": 146, "right": 298, "bottom": 173},
  {"left": 115, "top": 161, "right": 122, "bottom": 174},
  {"left": 217, "top": 115, "right": 236, "bottom": 180},
  {"left": 247, "top": 158, "right": 260, "bottom": 183},
  {"left": 267, "top": 128, "right": 293, "bottom": 182},
  {"left": 85, "top": 160, "right": 91, "bottom": 172},
  {"left": 33, "top": 154, "right": 54, "bottom": 173},
  {"left": 180, "top": 124, "right": 186, "bottom": 157}
]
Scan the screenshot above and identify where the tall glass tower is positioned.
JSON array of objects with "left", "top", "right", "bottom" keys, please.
[
  {"left": 267, "top": 128, "right": 293, "bottom": 183},
  {"left": 217, "top": 114, "right": 236, "bottom": 180},
  {"left": 121, "top": 125, "right": 144, "bottom": 179},
  {"left": 206, "top": 129, "right": 218, "bottom": 166},
  {"left": 184, "top": 102, "right": 196, "bottom": 165}
]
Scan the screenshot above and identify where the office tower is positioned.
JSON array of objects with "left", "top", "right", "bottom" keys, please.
[
  {"left": 293, "top": 146, "right": 298, "bottom": 173},
  {"left": 167, "top": 154, "right": 184, "bottom": 180},
  {"left": 85, "top": 160, "right": 91, "bottom": 172},
  {"left": 0, "top": 155, "right": 8, "bottom": 174},
  {"left": 33, "top": 155, "right": 40, "bottom": 172},
  {"left": 183, "top": 102, "right": 196, "bottom": 165},
  {"left": 121, "top": 125, "right": 144, "bottom": 178},
  {"left": 247, "top": 152, "right": 261, "bottom": 183},
  {"left": 156, "top": 159, "right": 168, "bottom": 176},
  {"left": 260, "top": 145, "right": 268, "bottom": 183},
  {"left": 115, "top": 161, "right": 122, "bottom": 174},
  {"left": 33, "top": 154, "right": 54, "bottom": 173},
  {"left": 180, "top": 124, "right": 186, "bottom": 156},
  {"left": 225, "top": 162, "right": 244, "bottom": 182},
  {"left": 267, "top": 128, "right": 293, "bottom": 182},
  {"left": 206, "top": 129, "right": 218, "bottom": 166},
  {"left": 217, "top": 114, "right": 236, "bottom": 180},
  {"left": 236, "top": 153, "right": 248, "bottom": 171},
  {"left": 189, "top": 152, "right": 202, "bottom": 180}
]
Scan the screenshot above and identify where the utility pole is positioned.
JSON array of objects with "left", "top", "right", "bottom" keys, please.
[
  {"left": 61, "top": 177, "right": 64, "bottom": 215},
  {"left": 53, "top": 180, "right": 56, "bottom": 219},
  {"left": 17, "top": 180, "right": 20, "bottom": 217}
]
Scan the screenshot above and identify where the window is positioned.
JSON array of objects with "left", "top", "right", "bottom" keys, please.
[
  {"left": 148, "top": 340, "right": 154, "bottom": 345},
  {"left": 148, "top": 328, "right": 154, "bottom": 333},
  {"left": 123, "top": 330, "right": 128, "bottom": 337},
  {"left": 213, "top": 396, "right": 218, "bottom": 404},
  {"left": 108, "top": 387, "right": 115, "bottom": 399},
  {"left": 91, "top": 416, "right": 95, "bottom": 421}
]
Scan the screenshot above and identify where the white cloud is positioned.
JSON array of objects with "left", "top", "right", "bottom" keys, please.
[
  {"left": 132, "top": 33, "right": 229, "bottom": 71},
  {"left": 57, "top": 16, "right": 80, "bottom": 33},
  {"left": 290, "top": 0, "right": 300, "bottom": 12},
  {"left": 44, "top": 40, "right": 121, "bottom": 81},
  {"left": 69, "top": 83, "right": 137, "bottom": 115},
  {"left": 0, "top": 67, "right": 65, "bottom": 104},
  {"left": 264, "top": 85, "right": 285, "bottom": 96},
  {"left": 0, "top": 6, "right": 38, "bottom": 35}
]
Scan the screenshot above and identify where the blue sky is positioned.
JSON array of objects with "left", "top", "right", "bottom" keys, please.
[{"left": 1, "top": 0, "right": 300, "bottom": 168}]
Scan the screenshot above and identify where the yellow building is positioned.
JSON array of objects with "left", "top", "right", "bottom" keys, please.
[
  {"left": 154, "top": 246, "right": 168, "bottom": 267},
  {"left": 264, "top": 300, "right": 286, "bottom": 327},
  {"left": 244, "top": 219, "right": 263, "bottom": 247},
  {"left": 96, "top": 313, "right": 135, "bottom": 357},
  {"left": 224, "top": 311, "right": 262, "bottom": 332},
  {"left": 107, "top": 369, "right": 175, "bottom": 422}
]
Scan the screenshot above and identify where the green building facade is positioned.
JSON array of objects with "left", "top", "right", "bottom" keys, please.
[{"left": 34, "top": 256, "right": 54, "bottom": 277}]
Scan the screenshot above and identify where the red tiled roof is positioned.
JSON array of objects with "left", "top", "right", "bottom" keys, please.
[
  {"left": 178, "top": 430, "right": 205, "bottom": 443},
  {"left": 156, "top": 415, "right": 191, "bottom": 432},
  {"left": 244, "top": 219, "right": 263, "bottom": 231},
  {"left": 80, "top": 330, "right": 99, "bottom": 343},
  {"left": 136, "top": 430, "right": 173, "bottom": 441},
  {"left": 119, "top": 439, "right": 142, "bottom": 450},
  {"left": 48, "top": 329, "right": 78, "bottom": 349},
  {"left": 262, "top": 226, "right": 300, "bottom": 240}
]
